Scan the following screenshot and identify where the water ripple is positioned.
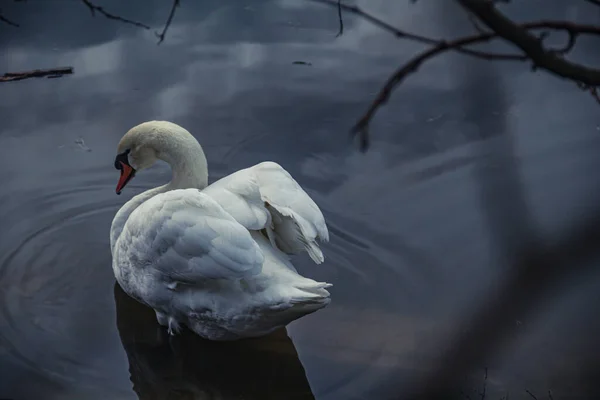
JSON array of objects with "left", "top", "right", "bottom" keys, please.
[{"left": 0, "top": 164, "right": 401, "bottom": 399}]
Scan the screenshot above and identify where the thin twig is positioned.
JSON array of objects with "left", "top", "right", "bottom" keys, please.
[
  {"left": 467, "top": 12, "right": 487, "bottom": 34},
  {"left": 0, "top": 9, "right": 19, "bottom": 27},
  {"left": 479, "top": 368, "right": 487, "bottom": 400},
  {"left": 525, "top": 389, "right": 538, "bottom": 400},
  {"left": 308, "top": 0, "right": 525, "bottom": 61},
  {"left": 335, "top": 0, "right": 343, "bottom": 37},
  {"left": 584, "top": 0, "right": 600, "bottom": 6},
  {"left": 310, "top": 0, "right": 600, "bottom": 150},
  {"left": 156, "top": 0, "right": 180, "bottom": 44},
  {"left": 80, "top": 0, "right": 150, "bottom": 29},
  {"left": 0, "top": 67, "right": 74, "bottom": 82},
  {"left": 348, "top": 19, "right": 600, "bottom": 150},
  {"left": 456, "top": 0, "right": 600, "bottom": 86},
  {"left": 552, "top": 28, "right": 578, "bottom": 55},
  {"left": 348, "top": 27, "right": 522, "bottom": 150},
  {"left": 577, "top": 82, "right": 600, "bottom": 104}
]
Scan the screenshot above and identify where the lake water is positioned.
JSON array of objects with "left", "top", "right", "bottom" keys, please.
[{"left": 2, "top": 1, "right": 600, "bottom": 399}]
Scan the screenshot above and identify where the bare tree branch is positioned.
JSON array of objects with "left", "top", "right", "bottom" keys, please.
[
  {"left": 309, "top": 0, "right": 524, "bottom": 61},
  {"left": 0, "top": 9, "right": 19, "bottom": 27},
  {"left": 584, "top": 0, "right": 600, "bottom": 6},
  {"left": 349, "top": 35, "right": 492, "bottom": 151},
  {"left": 456, "top": 0, "right": 600, "bottom": 85},
  {"left": 80, "top": 0, "right": 150, "bottom": 29},
  {"left": 525, "top": 389, "right": 538, "bottom": 400},
  {"left": 577, "top": 82, "right": 600, "bottom": 104},
  {"left": 313, "top": 0, "right": 600, "bottom": 151},
  {"left": 0, "top": 67, "right": 74, "bottom": 82},
  {"left": 479, "top": 368, "right": 487, "bottom": 400},
  {"left": 349, "top": 21, "right": 600, "bottom": 150},
  {"left": 335, "top": 0, "right": 343, "bottom": 37},
  {"left": 467, "top": 12, "right": 487, "bottom": 34},
  {"left": 156, "top": 0, "right": 180, "bottom": 45}
]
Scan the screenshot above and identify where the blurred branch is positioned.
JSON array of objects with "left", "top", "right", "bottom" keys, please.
[
  {"left": 0, "top": 67, "right": 74, "bottom": 82},
  {"left": 351, "top": 21, "right": 600, "bottom": 150},
  {"left": 3, "top": 0, "right": 181, "bottom": 43},
  {"left": 335, "top": 0, "right": 343, "bottom": 37},
  {"left": 80, "top": 0, "right": 150, "bottom": 29},
  {"left": 577, "top": 82, "right": 600, "bottom": 103},
  {"left": 479, "top": 368, "right": 487, "bottom": 399},
  {"left": 525, "top": 390, "right": 554, "bottom": 400},
  {"left": 0, "top": 9, "right": 19, "bottom": 27},
  {"left": 584, "top": 0, "right": 600, "bottom": 6},
  {"left": 525, "top": 389, "right": 538, "bottom": 399},
  {"left": 311, "top": 0, "right": 600, "bottom": 151},
  {"left": 404, "top": 204, "right": 600, "bottom": 399},
  {"left": 309, "top": 0, "right": 523, "bottom": 60},
  {"left": 156, "top": 0, "right": 180, "bottom": 44}
]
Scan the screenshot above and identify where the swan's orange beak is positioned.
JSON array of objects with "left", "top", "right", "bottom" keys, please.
[
  {"left": 116, "top": 162, "right": 135, "bottom": 195},
  {"left": 114, "top": 149, "right": 136, "bottom": 195}
]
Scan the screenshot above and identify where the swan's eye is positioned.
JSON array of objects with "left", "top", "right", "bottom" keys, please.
[{"left": 114, "top": 149, "right": 131, "bottom": 170}]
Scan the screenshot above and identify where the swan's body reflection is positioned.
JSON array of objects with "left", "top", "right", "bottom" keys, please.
[{"left": 114, "top": 282, "right": 316, "bottom": 400}]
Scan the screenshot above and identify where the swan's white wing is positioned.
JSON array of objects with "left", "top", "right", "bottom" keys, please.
[
  {"left": 114, "top": 189, "right": 264, "bottom": 283},
  {"left": 202, "top": 161, "right": 329, "bottom": 264}
]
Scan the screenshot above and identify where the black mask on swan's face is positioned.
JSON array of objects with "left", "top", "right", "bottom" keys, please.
[{"left": 114, "top": 148, "right": 136, "bottom": 195}]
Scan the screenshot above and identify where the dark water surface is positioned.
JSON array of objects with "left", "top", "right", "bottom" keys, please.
[{"left": 2, "top": 1, "right": 600, "bottom": 399}]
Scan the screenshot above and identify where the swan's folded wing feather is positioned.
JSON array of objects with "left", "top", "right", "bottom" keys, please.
[
  {"left": 116, "top": 189, "right": 264, "bottom": 282},
  {"left": 202, "top": 161, "right": 329, "bottom": 264}
]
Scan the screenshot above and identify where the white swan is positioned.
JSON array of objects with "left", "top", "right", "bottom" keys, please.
[{"left": 109, "top": 121, "right": 331, "bottom": 341}]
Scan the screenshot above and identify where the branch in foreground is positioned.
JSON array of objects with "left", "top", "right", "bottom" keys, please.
[
  {"left": 311, "top": 0, "right": 600, "bottom": 151},
  {"left": 525, "top": 389, "right": 538, "bottom": 400},
  {"left": 81, "top": 0, "right": 150, "bottom": 30},
  {"left": 335, "top": 0, "right": 343, "bottom": 37},
  {"left": 309, "top": 0, "right": 525, "bottom": 61},
  {"left": 403, "top": 203, "right": 600, "bottom": 399},
  {"left": 457, "top": 0, "right": 600, "bottom": 86},
  {"left": 578, "top": 82, "right": 600, "bottom": 103},
  {"left": 0, "top": 67, "right": 74, "bottom": 83},
  {"left": 0, "top": 9, "right": 19, "bottom": 27},
  {"left": 350, "top": 29, "right": 517, "bottom": 151},
  {"left": 350, "top": 20, "right": 600, "bottom": 151},
  {"left": 156, "top": 0, "right": 180, "bottom": 44}
]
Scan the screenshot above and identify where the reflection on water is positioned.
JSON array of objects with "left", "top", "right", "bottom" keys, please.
[
  {"left": 2, "top": 0, "right": 600, "bottom": 399},
  {"left": 114, "top": 282, "right": 315, "bottom": 400}
]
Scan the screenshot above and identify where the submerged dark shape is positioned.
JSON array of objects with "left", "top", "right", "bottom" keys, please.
[{"left": 113, "top": 282, "right": 316, "bottom": 400}]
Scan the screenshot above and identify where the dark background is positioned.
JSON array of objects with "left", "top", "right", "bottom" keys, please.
[{"left": 1, "top": 1, "right": 600, "bottom": 399}]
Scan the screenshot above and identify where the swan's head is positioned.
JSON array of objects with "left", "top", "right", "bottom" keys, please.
[
  {"left": 114, "top": 121, "right": 208, "bottom": 195},
  {"left": 114, "top": 123, "right": 160, "bottom": 195}
]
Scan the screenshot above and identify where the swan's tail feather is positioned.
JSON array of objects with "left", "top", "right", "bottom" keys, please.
[
  {"left": 285, "top": 281, "right": 332, "bottom": 315},
  {"left": 265, "top": 203, "right": 326, "bottom": 264}
]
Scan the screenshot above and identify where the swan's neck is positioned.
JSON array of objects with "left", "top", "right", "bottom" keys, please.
[
  {"left": 164, "top": 147, "right": 208, "bottom": 191},
  {"left": 155, "top": 129, "right": 209, "bottom": 191},
  {"left": 110, "top": 125, "right": 208, "bottom": 254}
]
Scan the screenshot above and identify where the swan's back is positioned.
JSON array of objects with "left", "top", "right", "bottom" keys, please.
[
  {"left": 203, "top": 161, "right": 329, "bottom": 263},
  {"left": 113, "top": 189, "right": 264, "bottom": 285}
]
